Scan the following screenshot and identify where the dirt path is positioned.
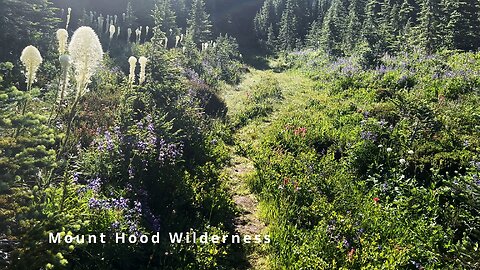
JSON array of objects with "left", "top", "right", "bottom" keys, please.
[
  {"left": 222, "top": 64, "right": 316, "bottom": 269},
  {"left": 224, "top": 152, "right": 268, "bottom": 269}
]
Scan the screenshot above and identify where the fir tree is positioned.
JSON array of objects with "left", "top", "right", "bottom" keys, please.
[
  {"left": 152, "top": 0, "right": 179, "bottom": 45},
  {"left": 345, "top": 0, "right": 366, "bottom": 51},
  {"left": 278, "top": 0, "right": 298, "bottom": 51},
  {"left": 321, "top": 0, "right": 347, "bottom": 55},
  {"left": 187, "top": 0, "right": 212, "bottom": 44},
  {"left": 450, "top": 0, "right": 480, "bottom": 51},
  {"left": 0, "top": 0, "right": 59, "bottom": 61},
  {"left": 416, "top": 0, "right": 444, "bottom": 53}
]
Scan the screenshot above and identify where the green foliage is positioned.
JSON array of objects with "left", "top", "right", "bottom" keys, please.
[
  {"left": 187, "top": 0, "right": 212, "bottom": 44},
  {"left": 232, "top": 75, "right": 282, "bottom": 129},
  {"left": 0, "top": 62, "right": 56, "bottom": 190},
  {"left": 0, "top": 0, "right": 60, "bottom": 62},
  {"left": 239, "top": 50, "right": 480, "bottom": 269}
]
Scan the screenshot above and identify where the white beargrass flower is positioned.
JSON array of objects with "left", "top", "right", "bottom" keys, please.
[
  {"left": 128, "top": 56, "right": 137, "bottom": 84},
  {"left": 56, "top": 29, "right": 69, "bottom": 55},
  {"left": 146, "top": 26, "right": 150, "bottom": 37},
  {"left": 117, "top": 26, "right": 121, "bottom": 37},
  {"left": 66, "top": 7, "right": 72, "bottom": 30},
  {"left": 109, "top": 24, "right": 116, "bottom": 40},
  {"left": 135, "top": 28, "right": 141, "bottom": 43},
  {"left": 114, "top": 15, "right": 118, "bottom": 25},
  {"left": 408, "top": 150, "right": 414, "bottom": 155},
  {"left": 20, "top": 45, "right": 43, "bottom": 90},
  {"left": 180, "top": 33, "right": 184, "bottom": 43},
  {"left": 164, "top": 37, "right": 168, "bottom": 49},
  {"left": 122, "top": 13, "right": 126, "bottom": 22},
  {"left": 58, "top": 54, "right": 71, "bottom": 104},
  {"left": 138, "top": 56, "right": 147, "bottom": 84},
  {"left": 127, "top": 28, "right": 132, "bottom": 42},
  {"left": 68, "top": 26, "right": 104, "bottom": 99},
  {"left": 98, "top": 16, "right": 104, "bottom": 33},
  {"left": 175, "top": 35, "right": 180, "bottom": 48}
]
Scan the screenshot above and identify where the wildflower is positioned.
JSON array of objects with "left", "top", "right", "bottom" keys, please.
[
  {"left": 20, "top": 45, "right": 43, "bottom": 91},
  {"left": 145, "top": 26, "right": 150, "bottom": 37},
  {"left": 408, "top": 150, "right": 414, "bottom": 155},
  {"left": 97, "top": 16, "right": 104, "bottom": 33},
  {"left": 386, "top": 147, "right": 392, "bottom": 152},
  {"left": 58, "top": 54, "right": 71, "bottom": 103},
  {"left": 164, "top": 37, "right": 168, "bottom": 49},
  {"left": 175, "top": 35, "right": 180, "bottom": 48},
  {"left": 399, "top": 158, "right": 406, "bottom": 164},
  {"left": 127, "top": 28, "right": 132, "bottom": 42},
  {"left": 378, "top": 144, "right": 383, "bottom": 148},
  {"left": 373, "top": 197, "right": 380, "bottom": 203},
  {"left": 66, "top": 7, "right": 72, "bottom": 30},
  {"left": 68, "top": 26, "right": 104, "bottom": 99},
  {"left": 56, "top": 29, "right": 69, "bottom": 54},
  {"left": 109, "top": 24, "right": 116, "bottom": 40},
  {"left": 128, "top": 56, "right": 137, "bottom": 84},
  {"left": 117, "top": 26, "right": 121, "bottom": 38},
  {"left": 138, "top": 56, "right": 148, "bottom": 84},
  {"left": 135, "top": 28, "right": 141, "bottom": 43},
  {"left": 111, "top": 221, "right": 120, "bottom": 230},
  {"left": 294, "top": 127, "right": 307, "bottom": 137},
  {"left": 347, "top": 248, "right": 355, "bottom": 260}
]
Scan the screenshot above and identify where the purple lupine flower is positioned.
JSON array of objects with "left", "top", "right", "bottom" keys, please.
[
  {"left": 128, "top": 166, "right": 135, "bottom": 179},
  {"left": 378, "top": 119, "right": 388, "bottom": 127},
  {"left": 133, "top": 200, "right": 142, "bottom": 214},
  {"left": 112, "top": 197, "right": 129, "bottom": 210},
  {"left": 111, "top": 221, "right": 120, "bottom": 230},
  {"left": 86, "top": 177, "right": 102, "bottom": 193},
  {"left": 137, "top": 140, "right": 148, "bottom": 151},
  {"left": 104, "top": 131, "right": 114, "bottom": 151},
  {"left": 360, "top": 131, "right": 377, "bottom": 141},
  {"left": 73, "top": 172, "right": 79, "bottom": 183}
]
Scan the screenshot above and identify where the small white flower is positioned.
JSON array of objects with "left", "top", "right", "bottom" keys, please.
[
  {"left": 378, "top": 144, "right": 383, "bottom": 148},
  {"left": 408, "top": 150, "right": 414, "bottom": 155},
  {"left": 386, "top": 147, "right": 392, "bottom": 152},
  {"left": 399, "top": 158, "right": 406, "bottom": 164}
]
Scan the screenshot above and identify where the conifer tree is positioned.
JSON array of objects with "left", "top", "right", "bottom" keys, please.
[
  {"left": 0, "top": 0, "right": 59, "bottom": 61},
  {"left": 152, "top": 0, "right": 179, "bottom": 46},
  {"left": 416, "top": 0, "right": 444, "bottom": 53},
  {"left": 449, "top": 0, "right": 480, "bottom": 51},
  {"left": 320, "top": 0, "right": 347, "bottom": 55},
  {"left": 345, "top": 0, "right": 366, "bottom": 51},
  {"left": 254, "top": 0, "right": 276, "bottom": 46},
  {"left": 278, "top": 0, "right": 298, "bottom": 51},
  {"left": 0, "top": 62, "right": 56, "bottom": 189},
  {"left": 187, "top": 0, "right": 212, "bottom": 44}
]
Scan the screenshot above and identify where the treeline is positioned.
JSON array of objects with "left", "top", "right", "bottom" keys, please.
[{"left": 254, "top": 0, "right": 480, "bottom": 57}]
